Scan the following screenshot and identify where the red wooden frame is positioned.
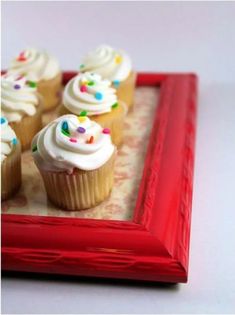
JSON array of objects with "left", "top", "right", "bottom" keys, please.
[{"left": 1, "top": 72, "right": 198, "bottom": 283}]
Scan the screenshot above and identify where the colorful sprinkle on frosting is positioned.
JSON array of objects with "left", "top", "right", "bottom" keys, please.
[
  {"left": 87, "top": 81, "right": 95, "bottom": 86},
  {"left": 95, "top": 92, "right": 103, "bottom": 100},
  {"left": 62, "top": 121, "right": 70, "bottom": 136},
  {"left": 69, "top": 138, "right": 77, "bottom": 143},
  {"left": 80, "top": 85, "right": 87, "bottom": 93},
  {"left": 1, "top": 117, "right": 6, "bottom": 124},
  {"left": 12, "top": 138, "right": 18, "bottom": 145},
  {"left": 80, "top": 64, "right": 85, "bottom": 69},
  {"left": 14, "top": 84, "right": 21, "bottom": 90},
  {"left": 87, "top": 136, "right": 94, "bottom": 144},
  {"left": 77, "top": 126, "right": 86, "bottom": 134},
  {"left": 112, "top": 102, "right": 118, "bottom": 109},
  {"left": 27, "top": 81, "right": 37, "bottom": 88},
  {"left": 115, "top": 55, "right": 123, "bottom": 64},
  {"left": 79, "top": 111, "right": 87, "bottom": 116},
  {"left": 78, "top": 116, "right": 86, "bottom": 123},
  {"left": 102, "top": 128, "right": 111, "bottom": 134},
  {"left": 32, "top": 144, "right": 37, "bottom": 152},
  {"left": 113, "top": 80, "right": 120, "bottom": 88}
]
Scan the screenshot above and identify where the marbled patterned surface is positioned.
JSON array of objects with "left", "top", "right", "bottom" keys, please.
[{"left": 2, "top": 87, "right": 159, "bottom": 220}]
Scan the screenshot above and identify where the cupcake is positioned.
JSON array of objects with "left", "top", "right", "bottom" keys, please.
[
  {"left": 1, "top": 117, "right": 21, "bottom": 200},
  {"left": 79, "top": 45, "right": 136, "bottom": 111},
  {"left": 32, "top": 114, "right": 116, "bottom": 210},
  {"left": 60, "top": 72, "right": 126, "bottom": 147},
  {"left": 7, "top": 48, "right": 62, "bottom": 111},
  {"left": 1, "top": 73, "right": 43, "bottom": 151}
]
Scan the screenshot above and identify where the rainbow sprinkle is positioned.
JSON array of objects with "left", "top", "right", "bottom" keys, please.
[
  {"left": 69, "top": 138, "right": 77, "bottom": 143},
  {"left": 102, "top": 128, "right": 111, "bottom": 134},
  {"left": 32, "top": 144, "right": 37, "bottom": 152},
  {"left": 62, "top": 121, "right": 70, "bottom": 136},
  {"left": 14, "top": 84, "right": 21, "bottom": 90},
  {"left": 113, "top": 80, "right": 120, "bottom": 88},
  {"left": 95, "top": 92, "right": 103, "bottom": 100},
  {"left": 12, "top": 138, "right": 18, "bottom": 145},
  {"left": 115, "top": 55, "right": 123, "bottom": 64},
  {"left": 87, "top": 81, "right": 95, "bottom": 86},
  {"left": 1, "top": 117, "right": 6, "bottom": 124},
  {"left": 77, "top": 126, "right": 86, "bottom": 134},
  {"left": 78, "top": 116, "right": 86, "bottom": 123},
  {"left": 87, "top": 136, "right": 94, "bottom": 144},
  {"left": 27, "top": 81, "right": 37, "bottom": 88},
  {"left": 62, "top": 129, "right": 70, "bottom": 136},
  {"left": 17, "top": 52, "right": 26, "bottom": 62},
  {"left": 80, "top": 85, "right": 87, "bottom": 93},
  {"left": 112, "top": 102, "right": 118, "bottom": 109},
  {"left": 79, "top": 111, "right": 87, "bottom": 116}
]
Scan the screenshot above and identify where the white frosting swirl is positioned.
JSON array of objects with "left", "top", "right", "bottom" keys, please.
[
  {"left": 63, "top": 72, "right": 118, "bottom": 116},
  {"left": 1, "top": 117, "right": 18, "bottom": 163},
  {"left": 80, "top": 45, "right": 132, "bottom": 82},
  {"left": 8, "top": 48, "right": 60, "bottom": 81},
  {"left": 1, "top": 73, "right": 39, "bottom": 122},
  {"left": 32, "top": 114, "right": 115, "bottom": 173}
]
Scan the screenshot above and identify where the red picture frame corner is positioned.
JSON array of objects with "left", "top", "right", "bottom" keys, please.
[{"left": 1, "top": 72, "right": 198, "bottom": 283}]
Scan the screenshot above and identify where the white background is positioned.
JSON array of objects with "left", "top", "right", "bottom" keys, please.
[{"left": 2, "top": 2, "right": 235, "bottom": 314}]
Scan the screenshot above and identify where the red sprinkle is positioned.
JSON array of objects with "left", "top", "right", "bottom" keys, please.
[
  {"left": 102, "top": 128, "right": 111, "bottom": 134},
  {"left": 80, "top": 85, "right": 87, "bottom": 92},
  {"left": 17, "top": 56, "right": 27, "bottom": 62},
  {"left": 87, "top": 136, "right": 94, "bottom": 144},
  {"left": 69, "top": 138, "right": 77, "bottom": 143},
  {"left": 16, "top": 75, "right": 24, "bottom": 81}
]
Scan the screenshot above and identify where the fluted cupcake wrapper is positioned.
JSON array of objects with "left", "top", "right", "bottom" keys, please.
[
  {"left": 39, "top": 153, "right": 115, "bottom": 211},
  {"left": 1, "top": 142, "right": 21, "bottom": 201},
  {"left": 10, "top": 99, "right": 43, "bottom": 151},
  {"left": 38, "top": 73, "right": 62, "bottom": 112},
  {"left": 116, "top": 71, "right": 137, "bottom": 112}
]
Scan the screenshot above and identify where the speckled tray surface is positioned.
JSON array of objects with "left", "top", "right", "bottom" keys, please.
[{"left": 2, "top": 87, "right": 159, "bottom": 220}]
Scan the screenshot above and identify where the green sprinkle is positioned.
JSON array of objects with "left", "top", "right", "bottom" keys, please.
[
  {"left": 112, "top": 102, "right": 119, "bottom": 109},
  {"left": 62, "top": 129, "right": 70, "bottom": 137},
  {"left": 87, "top": 81, "right": 95, "bottom": 86},
  {"left": 80, "top": 64, "right": 85, "bottom": 69},
  {"left": 27, "top": 81, "right": 37, "bottom": 88},
  {"left": 79, "top": 110, "right": 87, "bottom": 116},
  {"left": 32, "top": 145, "right": 37, "bottom": 152}
]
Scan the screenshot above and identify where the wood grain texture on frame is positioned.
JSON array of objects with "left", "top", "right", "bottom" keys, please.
[{"left": 1, "top": 72, "right": 198, "bottom": 283}]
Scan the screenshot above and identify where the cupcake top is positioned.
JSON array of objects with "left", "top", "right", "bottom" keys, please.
[
  {"left": 1, "top": 73, "right": 39, "bottom": 123},
  {"left": 32, "top": 114, "right": 115, "bottom": 173},
  {"left": 79, "top": 45, "right": 132, "bottom": 84},
  {"left": 7, "top": 48, "right": 60, "bottom": 82},
  {"left": 1, "top": 117, "right": 18, "bottom": 163},
  {"left": 63, "top": 72, "right": 118, "bottom": 116}
]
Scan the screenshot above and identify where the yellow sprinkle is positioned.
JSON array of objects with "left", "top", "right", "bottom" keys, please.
[
  {"left": 81, "top": 80, "right": 88, "bottom": 85},
  {"left": 115, "top": 55, "right": 123, "bottom": 64},
  {"left": 78, "top": 116, "right": 87, "bottom": 123}
]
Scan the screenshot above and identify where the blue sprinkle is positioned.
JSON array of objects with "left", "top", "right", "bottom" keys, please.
[
  {"left": 1, "top": 117, "right": 6, "bottom": 124},
  {"left": 95, "top": 92, "right": 103, "bottom": 100},
  {"left": 113, "top": 80, "right": 120, "bottom": 88},
  {"left": 62, "top": 121, "right": 69, "bottom": 131},
  {"left": 12, "top": 138, "right": 18, "bottom": 145}
]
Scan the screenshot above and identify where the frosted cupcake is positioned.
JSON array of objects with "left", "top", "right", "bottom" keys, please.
[
  {"left": 32, "top": 114, "right": 116, "bottom": 210},
  {"left": 7, "top": 48, "right": 62, "bottom": 111},
  {"left": 1, "top": 73, "right": 43, "bottom": 151},
  {"left": 1, "top": 117, "right": 21, "bottom": 200},
  {"left": 79, "top": 45, "right": 136, "bottom": 111},
  {"left": 60, "top": 72, "right": 126, "bottom": 147}
]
